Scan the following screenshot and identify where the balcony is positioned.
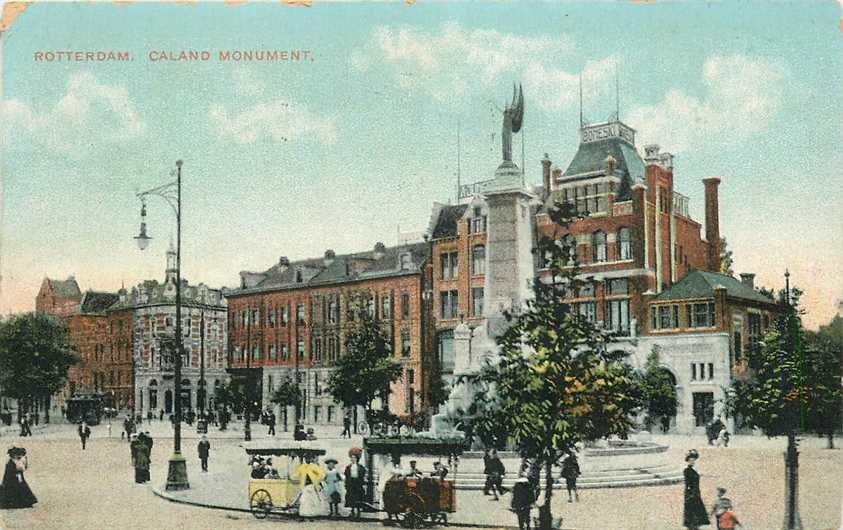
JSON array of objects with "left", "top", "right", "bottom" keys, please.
[{"left": 672, "top": 192, "right": 690, "bottom": 218}]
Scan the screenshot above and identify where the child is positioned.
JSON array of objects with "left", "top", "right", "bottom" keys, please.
[
  {"left": 710, "top": 487, "right": 732, "bottom": 529},
  {"left": 717, "top": 500, "right": 742, "bottom": 529},
  {"left": 323, "top": 457, "right": 343, "bottom": 517},
  {"left": 716, "top": 427, "right": 731, "bottom": 448}
]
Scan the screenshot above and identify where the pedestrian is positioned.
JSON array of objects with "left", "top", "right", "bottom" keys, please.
[
  {"left": 18, "top": 417, "right": 27, "bottom": 437},
  {"left": 135, "top": 434, "right": 151, "bottom": 483},
  {"left": 661, "top": 415, "right": 671, "bottom": 433},
  {"left": 292, "top": 454, "right": 326, "bottom": 517},
  {"left": 323, "top": 457, "right": 343, "bottom": 517},
  {"left": 143, "top": 431, "right": 153, "bottom": 465},
  {"left": 147, "top": 410, "right": 153, "bottom": 423},
  {"left": 342, "top": 414, "right": 352, "bottom": 438},
  {"left": 344, "top": 447, "right": 366, "bottom": 519},
  {"left": 560, "top": 451, "right": 581, "bottom": 503},
  {"left": 78, "top": 421, "right": 91, "bottom": 450},
  {"left": 107, "top": 421, "right": 112, "bottom": 438},
  {"left": 197, "top": 434, "right": 210, "bottom": 472},
  {"left": 294, "top": 423, "right": 307, "bottom": 441},
  {"left": 486, "top": 448, "right": 506, "bottom": 500},
  {"left": 716, "top": 426, "right": 730, "bottom": 448},
  {"left": 431, "top": 461, "right": 449, "bottom": 480},
  {"left": 683, "top": 449, "right": 710, "bottom": 529},
  {"left": 482, "top": 448, "right": 492, "bottom": 495},
  {"left": 716, "top": 500, "right": 743, "bottom": 530},
  {"left": 159, "top": 409, "right": 164, "bottom": 422},
  {"left": 267, "top": 411, "right": 276, "bottom": 436},
  {"left": 0, "top": 446, "right": 37, "bottom": 508},
  {"left": 510, "top": 469, "right": 534, "bottom": 530},
  {"left": 710, "top": 487, "right": 731, "bottom": 530}
]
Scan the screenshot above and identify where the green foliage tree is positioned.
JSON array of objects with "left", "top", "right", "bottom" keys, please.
[
  {"left": 639, "top": 347, "right": 678, "bottom": 430},
  {"left": 0, "top": 312, "right": 77, "bottom": 423},
  {"left": 214, "top": 380, "right": 246, "bottom": 415},
  {"left": 804, "top": 314, "right": 843, "bottom": 448},
  {"left": 327, "top": 302, "right": 403, "bottom": 433},
  {"left": 269, "top": 377, "right": 301, "bottom": 431},
  {"left": 466, "top": 201, "right": 643, "bottom": 529},
  {"left": 719, "top": 237, "right": 734, "bottom": 275}
]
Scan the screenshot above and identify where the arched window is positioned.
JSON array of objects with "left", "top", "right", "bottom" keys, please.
[
  {"left": 592, "top": 231, "right": 607, "bottom": 263},
  {"left": 617, "top": 227, "right": 632, "bottom": 260},
  {"left": 472, "top": 245, "right": 486, "bottom": 275}
]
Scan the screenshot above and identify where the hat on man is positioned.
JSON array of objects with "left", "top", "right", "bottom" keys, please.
[
  {"left": 685, "top": 449, "right": 700, "bottom": 462},
  {"left": 324, "top": 456, "right": 338, "bottom": 465}
]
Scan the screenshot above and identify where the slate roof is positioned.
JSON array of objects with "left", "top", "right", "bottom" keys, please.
[
  {"left": 79, "top": 291, "right": 119, "bottom": 314},
  {"left": 561, "top": 137, "right": 646, "bottom": 183},
  {"left": 431, "top": 204, "right": 468, "bottom": 239},
  {"left": 231, "top": 241, "right": 430, "bottom": 296},
  {"left": 48, "top": 277, "right": 82, "bottom": 299},
  {"left": 654, "top": 270, "right": 777, "bottom": 305}
]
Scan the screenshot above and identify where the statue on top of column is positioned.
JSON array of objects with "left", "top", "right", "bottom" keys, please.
[{"left": 500, "top": 83, "right": 524, "bottom": 162}]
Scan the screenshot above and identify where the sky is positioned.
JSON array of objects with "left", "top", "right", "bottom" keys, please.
[{"left": 1, "top": 1, "right": 841, "bottom": 328}]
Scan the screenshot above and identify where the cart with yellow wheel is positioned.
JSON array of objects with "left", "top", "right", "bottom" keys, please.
[{"left": 243, "top": 443, "right": 327, "bottom": 519}]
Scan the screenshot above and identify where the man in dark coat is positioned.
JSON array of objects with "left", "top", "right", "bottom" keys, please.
[
  {"left": 78, "top": 422, "right": 91, "bottom": 450},
  {"left": 486, "top": 448, "right": 506, "bottom": 500},
  {"left": 267, "top": 411, "right": 276, "bottom": 436},
  {"left": 197, "top": 435, "right": 210, "bottom": 472},
  {"left": 510, "top": 470, "right": 534, "bottom": 530},
  {"left": 341, "top": 414, "right": 352, "bottom": 438}
]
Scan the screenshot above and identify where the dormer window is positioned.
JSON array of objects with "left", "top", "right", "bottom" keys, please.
[
  {"left": 295, "top": 269, "right": 303, "bottom": 283},
  {"left": 469, "top": 207, "right": 487, "bottom": 233},
  {"left": 400, "top": 253, "right": 412, "bottom": 271}
]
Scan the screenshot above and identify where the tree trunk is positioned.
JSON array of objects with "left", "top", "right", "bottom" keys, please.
[
  {"left": 538, "top": 459, "right": 554, "bottom": 529},
  {"left": 827, "top": 432, "right": 834, "bottom": 449}
]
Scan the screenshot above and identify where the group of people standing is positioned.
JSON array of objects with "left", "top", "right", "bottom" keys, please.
[{"left": 129, "top": 431, "right": 154, "bottom": 483}]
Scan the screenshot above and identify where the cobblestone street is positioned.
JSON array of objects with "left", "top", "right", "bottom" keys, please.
[{"left": 0, "top": 422, "right": 841, "bottom": 530}]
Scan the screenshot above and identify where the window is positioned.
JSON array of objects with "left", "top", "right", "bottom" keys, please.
[
  {"left": 295, "top": 270, "right": 303, "bottom": 283},
  {"left": 327, "top": 406, "right": 335, "bottom": 423},
  {"left": 367, "top": 297, "right": 375, "bottom": 317},
  {"left": 470, "top": 207, "right": 487, "bottom": 233},
  {"left": 296, "top": 340, "right": 304, "bottom": 360},
  {"left": 607, "top": 278, "right": 628, "bottom": 295},
  {"left": 471, "top": 287, "right": 484, "bottom": 317},
  {"left": 606, "top": 299, "right": 630, "bottom": 335},
  {"left": 472, "top": 245, "right": 486, "bottom": 275},
  {"left": 577, "top": 301, "right": 597, "bottom": 323},
  {"left": 561, "top": 184, "right": 609, "bottom": 215},
  {"left": 268, "top": 308, "right": 276, "bottom": 327},
  {"left": 691, "top": 363, "right": 697, "bottom": 381},
  {"left": 401, "top": 293, "right": 410, "bottom": 320},
  {"left": 440, "top": 290, "right": 459, "bottom": 319},
  {"left": 251, "top": 309, "right": 259, "bottom": 326},
  {"left": 296, "top": 303, "right": 305, "bottom": 326},
  {"left": 313, "top": 338, "right": 322, "bottom": 362},
  {"left": 617, "top": 228, "right": 632, "bottom": 260},
  {"left": 381, "top": 294, "right": 392, "bottom": 319},
  {"left": 708, "top": 363, "right": 714, "bottom": 380},
  {"left": 440, "top": 252, "right": 459, "bottom": 280},
  {"left": 314, "top": 406, "right": 322, "bottom": 423},
  {"left": 400, "top": 329, "right": 411, "bottom": 357},
  {"left": 592, "top": 231, "right": 607, "bottom": 263},
  {"left": 328, "top": 299, "right": 338, "bottom": 324},
  {"left": 281, "top": 344, "right": 289, "bottom": 360},
  {"left": 651, "top": 304, "right": 679, "bottom": 330},
  {"left": 687, "top": 302, "right": 716, "bottom": 328},
  {"left": 559, "top": 234, "right": 577, "bottom": 266},
  {"left": 252, "top": 344, "right": 261, "bottom": 361},
  {"left": 314, "top": 373, "right": 320, "bottom": 395},
  {"left": 269, "top": 344, "right": 277, "bottom": 360},
  {"left": 748, "top": 313, "right": 762, "bottom": 352},
  {"left": 400, "top": 253, "right": 412, "bottom": 271},
  {"left": 280, "top": 306, "right": 289, "bottom": 326}
]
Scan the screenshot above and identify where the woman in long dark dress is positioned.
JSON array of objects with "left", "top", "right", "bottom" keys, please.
[
  {"left": 683, "top": 449, "right": 710, "bottom": 529},
  {"left": 0, "top": 447, "right": 37, "bottom": 508},
  {"left": 344, "top": 448, "right": 366, "bottom": 519}
]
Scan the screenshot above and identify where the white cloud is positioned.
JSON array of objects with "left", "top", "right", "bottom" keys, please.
[
  {"left": 209, "top": 100, "right": 336, "bottom": 145},
  {"left": 1, "top": 71, "right": 144, "bottom": 152},
  {"left": 625, "top": 55, "right": 784, "bottom": 153},
  {"left": 352, "top": 22, "right": 616, "bottom": 110}
]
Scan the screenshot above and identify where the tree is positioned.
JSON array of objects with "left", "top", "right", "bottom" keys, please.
[
  {"left": 269, "top": 377, "right": 301, "bottom": 431},
  {"left": 723, "top": 287, "right": 810, "bottom": 529},
  {"left": 805, "top": 314, "right": 843, "bottom": 448},
  {"left": 0, "top": 312, "right": 77, "bottom": 423},
  {"left": 327, "top": 303, "right": 403, "bottom": 433},
  {"left": 466, "top": 201, "right": 642, "bottom": 530},
  {"left": 719, "top": 237, "right": 734, "bottom": 275},
  {"left": 213, "top": 381, "right": 246, "bottom": 415},
  {"left": 639, "top": 347, "right": 677, "bottom": 430},
  {"left": 426, "top": 375, "right": 450, "bottom": 411}
]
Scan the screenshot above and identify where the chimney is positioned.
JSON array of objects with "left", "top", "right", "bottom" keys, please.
[
  {"left": 373, "top": 242, "right": 386, "bottom": 260},
  {"left": 541, "top": 153, "right": 552, "bottom": 200},
  {"left": 739, "top": 273, "right": 755, "bottom": 290},
  {"left": 659, "top": 152, "right": 673, "bottom": 171},
  {"left": 644, "top": 144, "right": 661, "bottom": 165},
  {"left": 324, "top": 249, "right": 336, "bottom": 266},
  {"left": 703, "top": 176, "right": 721, "bottom": 271},
  {"left": 278, "top": 256, "right": 290, "bottom": 273}
]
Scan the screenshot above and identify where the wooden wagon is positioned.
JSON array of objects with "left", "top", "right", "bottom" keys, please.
[{"left": 243, "top": 443, "right": 326, "bottom": 519}]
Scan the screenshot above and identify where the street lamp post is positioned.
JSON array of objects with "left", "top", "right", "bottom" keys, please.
[{"left": 134, "top": 160, "right": 189, "bottom": 491}]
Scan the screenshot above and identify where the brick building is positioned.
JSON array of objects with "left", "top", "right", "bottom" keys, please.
[
  {"left": 226, "top": 242, "right": 434, "bottom": 428},
  {"left": 36, "top": 276, "right": 82, "bottom": 317},
  {"left": 63, "top": 291, "right": 119, "bottom": 403},
  {"left": 109, "top": 245, "right": 228, "bottom": 416},
  {"left": 432, "top": 117, "right": 782, "bottom": 434}
]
